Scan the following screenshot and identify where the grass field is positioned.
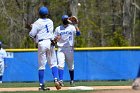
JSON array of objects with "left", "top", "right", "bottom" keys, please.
[{"left": 0, "top": 80, "right": 133, "bottom": 93}]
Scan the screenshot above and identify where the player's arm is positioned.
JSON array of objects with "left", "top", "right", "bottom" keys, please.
[
  {"left": 54, "top": 28, "right": 61, "bottom": 41},
  {"left": 29, "top": 24, "right": 38, "bottom": 40},
  {"left": 73, "top": 24, "right": 81, "bottom": 36},
  {"left": 25, "top": 23, "right": 32, "bottom": 30},
  {"left": 49, "top": 20, "right": 54, "bottom": 34},
  {"left": 55, "top": 35, "right": 61, "bottom": 42},
  {"left": 51, "top": 35, "right": 61, "bottom": 46},
  {"left": 3, "top": 50, "right": 7, "bottom": 58},
  {"left": 75, "top": 26, "right": 81, "bottom": 36},
  {"left": 51, "top": 28, "right": 61, "bottom": 46},
  {"left": 68, "top": 16, "right": 81, "bottom": 36}
]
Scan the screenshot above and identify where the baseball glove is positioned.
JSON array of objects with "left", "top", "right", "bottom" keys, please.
[
  {"left": 68, "top": 16, "right": 78, "bottom": 25},
  {"left": 25, "top": 23, "right": 32, "bottom": 30},
  {"left": 51, "top": 39, "right": 57, "bottom": 46}
]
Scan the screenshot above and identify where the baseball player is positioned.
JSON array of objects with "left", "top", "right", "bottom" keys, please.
[
  {"left": 54, "top": 15, "right": 80, "bottom": 86},
  {"left": 132, "top": 68, "right": 140, "bottom": 90},
  {"left": 0, "top": 41, "right": 7, "bottom": 83},
  {"left": 29, "top": 6, "right": 61, "bottom": 91}
]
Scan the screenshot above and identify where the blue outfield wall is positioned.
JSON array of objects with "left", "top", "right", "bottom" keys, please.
[{"left": 3, "top": 47, "right": 140, "bottom": 82}]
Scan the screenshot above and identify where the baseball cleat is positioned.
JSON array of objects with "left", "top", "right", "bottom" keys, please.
[
  {"left": 132, "top": 85, "right": 140, "bottom": 90},
  {"left": 54, "top": 81, "right": 61, "bottom": 90},
  {"left": 54, "top": 79, "right": 61, "bottom": 90},
  {"left": 0, "top": 81, "right": 2, "bottom": 83},
  {"left": 59, "top": 80, "right": 64, "bottom": 86},
  {"left": 39, "top": 85, "right": 50, "bottom": 91},
  {"left": 132, "top": 78, "right": 140, "bottom": 90},
  {"left": 70, "top": 80, "right": 75, "bottom": 87}
]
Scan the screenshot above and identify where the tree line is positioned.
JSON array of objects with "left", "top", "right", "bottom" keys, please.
[{"left": 0, "top": 0, "right": 140, "bottom": 48}]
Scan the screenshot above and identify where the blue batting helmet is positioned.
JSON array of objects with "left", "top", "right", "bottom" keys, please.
[
  {"left": 62, "top": 15, "right": 69, "bottom": 21},
  {"left": 39, "top": 6, "right": 48, "bottom": 15}
]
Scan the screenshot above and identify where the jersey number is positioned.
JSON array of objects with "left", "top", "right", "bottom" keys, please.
[{"left": 45, "top": 25, "right": 49, "bottom": 33}]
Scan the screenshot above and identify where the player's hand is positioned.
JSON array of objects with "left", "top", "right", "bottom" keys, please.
[
  {"left": 35, "top": 43, "right": 38, "bottom": 48},
  {"left": 55, "top": 35, "right": 61, "bottom": 41},
  {"left": 51, "top": 40, "right": 57, "bottom": 46},
  {"left": 51, "top": 35, "right": 61, "bottom": 46},
  {"left": 25, "top": 23, "right": 32, "bottom": 30}
]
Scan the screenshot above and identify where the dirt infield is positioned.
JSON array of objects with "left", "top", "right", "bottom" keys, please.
[
  {"left": 0, "top": 86, "right": 139, "bottom": 92},
  {"left": 93, "top": 89, "right": 140, "bottom": 93}
]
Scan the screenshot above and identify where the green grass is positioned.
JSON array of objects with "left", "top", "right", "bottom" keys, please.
[
  {"left": 0, "top": 80, "right": 133, "bottom": 88},
  {"left": 0, "top": 80, "right": 133, "bottom": 93}
]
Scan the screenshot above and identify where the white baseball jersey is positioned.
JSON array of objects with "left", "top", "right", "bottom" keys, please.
[
  {"left": 29, "top": 18, "right": 57, "bottom": 70},
  {"left": 54, "top": 24, "right": 77, "bottom": 70},
  {"left": 0, "top": 48, "right": 7, "bottom": 76},
  {"left": 29, "top": 18, "right": 54, "bottom": 43},
  {"left": 0, "top": 48, "right": 7, "bottom": 62},
  {"left": 54, "top": 24, "right": 76, "bottom": 47}
]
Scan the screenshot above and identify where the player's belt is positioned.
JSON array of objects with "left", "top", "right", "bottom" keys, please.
[
  {"left": 38, "top": 39, "right": 44, "bottom": 42},
  {"left": 38, "top": 39, "right": 50, "bottom": 42}
]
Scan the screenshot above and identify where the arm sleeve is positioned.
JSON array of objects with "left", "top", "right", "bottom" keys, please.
[
  {"left": 54, "top": 27, "right": 60, "bottom": 37},
  {"left": 76, "top": 31, "right": 81, "bottom": 36},
  {"left": 29, "top": 23, "right": 38, "bottom": 38},
  {"left": 3, "top": 50, "right": 7, "bottom": 58},
  {"left": 50, "top": 21, "right": 54, "bottom": 33},
  {"left": 48, "top": 20, "right": 54, "bottom": 40},
  {"left": 74, "top": 25, "right": 81, "bottom": 36},
  {"left": 72, "top": 25, "right": 81, "bottom": 36}
]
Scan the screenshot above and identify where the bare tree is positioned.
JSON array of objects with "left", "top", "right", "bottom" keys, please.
[
  {"left": 96, "top": 0, "right": 105, "bottom": 46},
  {"left": 111, "top": 0, "right": 116, "bottom": 32},
  {"left": 68, "top": 0, "right": 78, "bottom": 17},
  {"left": 122, "top": 0, "right": 133, "bottom": 45}
]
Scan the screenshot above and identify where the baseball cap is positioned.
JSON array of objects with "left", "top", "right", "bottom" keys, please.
[{"left": 62, "top": 15, "right": 69, "bottom": 21}]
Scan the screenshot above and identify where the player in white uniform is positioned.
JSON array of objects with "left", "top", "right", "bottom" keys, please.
[
  {"left": 0, "top": 41, "right": 7, "bottom": 83},
  {"left": 54, "top": 15, "right": 80, "bottom": 86},
  {"left": 29, "top": 6, "right": 61, "bottom": 91}
]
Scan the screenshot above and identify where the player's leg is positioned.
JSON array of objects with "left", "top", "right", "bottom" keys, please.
[
  {"left": 0, "top": 76, "right": 2, "bottom": 83},
  {"left": 132, "top": 77, "right": 140, "bottom": 90},
  {"left": 65, "top": 47, "right": 75, "bottom": 86},
  {"left": 0, "top": 61, "right": 4, "bottom": 83},
  {"left": 38, "top": 52, "right": 49, "bottom": 91},
  {"left": 48, "top": 46, "right": 61, "bottom": 90},
  {"left": 48, "top": 46, "right": 59, "bottom": 79},
  {"left": 132, "top": 66, "right": 140, "bottom": 90},
  {"left": 38, "top": 41, "right": 50, "bottom": 91},
  {"left": 57, "top": 48, "right": 65, "bottom": 86}
]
